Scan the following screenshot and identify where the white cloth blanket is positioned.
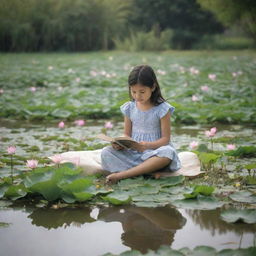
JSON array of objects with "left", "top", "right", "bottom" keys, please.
[{"left": 49, "top": 150, "right": 203, "bottom": 177}]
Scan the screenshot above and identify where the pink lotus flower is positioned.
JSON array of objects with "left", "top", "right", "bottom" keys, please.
[
  {"left": 189, "top": 141, "right": 199, "bottom": 149},
  {"left": 201, "top": 85, "right": 209, "bottom": 92},
  {"left": 189, "top": 67, "right": 199, "bottom": 75},
  {"left": 205, "top": 127, "right": 217, "bottom": 137},
  {"left": 157, "top": 69, "right": 166, "bottom": 75},
  {"left": 232, "top": 72, "right": 238, "bottom": 78},
  {"left": 192, "top": 95, "right": 199, "bottom": 102},
  {"left": 90, "top": 70, "right": 98, "bottom": 77},
  {"left": 74, "top": 119, "right": 85, "bottom": 126},
  {"left": 48, "top": 66, "right": 53, "bottom": 70},
  {"left": 227, "top": 144, "right": 236, "bottom": 150},
  {"left": 0, "top": 89, "right": 4, "bottom": 94},
  {"left": 7, "top": 146, "right": 16, "bottom": 155},
  {"left": 208, "top": 74, "right": 216, "bottom": 81},
  {"left": 29, "top": 87, "right": 37, "bottom": 92},
  {"left": 49, "top": 154, "right": 62, "bottom": 164},
  {"left": 105, "top": 121, "right": 113, "bottom": 129},
  {"left": 75, "top": 77, "right": 81, "bottom": 83},
  {"left": 26, "top": 159, "right": 38, "bottom": 169},
  {"left": 58, "top": 121, "right": 65, "bottom": 128}
]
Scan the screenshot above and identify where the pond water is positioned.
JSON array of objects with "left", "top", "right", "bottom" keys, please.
[
  {"left": 0, "top": 119, "right": 256, "bottom": 255},
  {"left": 1, "top": 203, "right": 255, "bottom": 256}
]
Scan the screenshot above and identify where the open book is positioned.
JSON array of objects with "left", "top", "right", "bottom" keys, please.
[{"left": 96, "top": 133, "right": 139, "bottom": 150}]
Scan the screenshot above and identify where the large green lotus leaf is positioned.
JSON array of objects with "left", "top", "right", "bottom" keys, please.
[
  {"left": 244, "top": 163, "right": 256, "bottom": 170},
  {"left": 24, "top": 167, "right": 82, "bottom": 201},
  {"left": 129, "top": 184, "right": 160, "bottom": 196},
  {"left": 4, "top": 184, "right": 27, "bottom": 200},
  {"left": 218, "top": 247, "right": 256, "bottom": 256},
  {"left": 58, "top": 178, "right": 94, "bottom": 194},
  {"left": 220, "top": 209, "right": 256, "bottom": 224},
  {"left": 198, "top": 152, "right": 220, "bottom": 165},
  {"left": 133, "top": 201, "right": 168, "bottom": 208},
  {"left": 172, "top": 196, "right": 224, "bottom": 210},
  {"left": 132, "top": 192, "right": 184, "bottom": 204},
  {"left": 102, "top": 191, "right": 132, "bottom": 205},
  {"left": 82, "top": 185, "right": 113, "bottom": 196},
  {"left": 0, "top": 183, "right": 9, "bottom": 198},
  {"left": 229, "top": 191, "right": 256, "bottom": 204},
  {"left": 73, "top": 191, "right": 94, "bottom": 202},
  {"left": 184, "top": 185, "right": 215, "bottom": 199},
  {"left": 226, "top": 146, "right": 256, "bottom": 158},
  {"left": 191, "top": 246, "right": 216, "bottom": 256},
  {"left": 117, "top": 176, "right": 146, "bottom": 190},
  {"left": 160, "top": 186, "right": 193, "bottom": 195},
  {"left": 157, "top": 175, "right": 185, "bottom": 187},
  {"left": 23, "top": 167, "right": 55, "bottom": 188},
  {"left": 194, "top": 185, "right": 215, "bottom": 196},
  {"left": 51, "top": 108, "right": 71, "bottom": 118}
]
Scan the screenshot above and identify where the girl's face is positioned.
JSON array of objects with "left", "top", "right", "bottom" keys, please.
[{"left": 130, "top": 84, "right": 154, "bottom": 105}]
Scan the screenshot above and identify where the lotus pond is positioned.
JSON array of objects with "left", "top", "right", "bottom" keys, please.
[{"left": 0, "top": 51, "right": 256, "bottom": 255}]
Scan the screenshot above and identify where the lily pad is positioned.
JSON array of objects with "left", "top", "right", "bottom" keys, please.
[
  {"left": 220, "top": 209, "right": 256, "bottom": 224},
  {"left": 4, "top": 184, "right": 28, "bottom": 200},
  {"left": 172, "top": 196, "right": 224, "bottom": 210},
  {"left": 229, "top": 191, "right": 256, "bottom": 204},
  {"left": 102, "top": 191, "right": 132, "bottom": 205}
]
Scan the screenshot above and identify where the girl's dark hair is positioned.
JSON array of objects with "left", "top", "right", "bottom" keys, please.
[{"left": 128, "top": 65, "right": 165, "bottom": 105}]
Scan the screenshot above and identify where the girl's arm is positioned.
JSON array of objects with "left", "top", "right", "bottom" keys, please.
[
  {"left": 138, "top": 112, "right": 171, "bottom": 151},
  {"left": 123, "top": 116, "right": 132, "bottom": 137},
  {"left": 112, "top": 116, "right": 132, "bottom": 150}
]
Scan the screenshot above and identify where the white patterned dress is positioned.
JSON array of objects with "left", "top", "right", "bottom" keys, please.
[{"left": 101, "top": 101, "right": 181, "bottom": 172}]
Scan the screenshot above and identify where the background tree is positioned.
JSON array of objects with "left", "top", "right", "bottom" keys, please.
[
  {"left": 197, "top": 0, "right": 256, "bottom": 44},
  {"left": 129, "top": 0, "right": 224, "bottom": 49}
]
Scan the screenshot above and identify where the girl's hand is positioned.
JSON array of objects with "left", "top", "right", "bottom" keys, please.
[
  {"left": 111, "top": 142, "right": 124, "bottom": 150},
  {"left": 106, "top": 172, "right": 122, "bottom": 184},
  {"left": 136, "top": 141, "right": 149, "bottom": 152}
]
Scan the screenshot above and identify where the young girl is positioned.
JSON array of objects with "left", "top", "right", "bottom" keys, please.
[{"left": 101, "top": 65, "right": 181, "bottom": 183}]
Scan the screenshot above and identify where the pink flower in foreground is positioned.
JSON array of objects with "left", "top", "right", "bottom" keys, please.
[
  {"left": 49, "top": 154, "right": 63, "bottom": 164},
  {"left": 201, "top": 85, "right": 209, "bottom": 92},
  {"left": 30, "top": 87, "right": 36, "bottom": 92},
  {"left": 189, "top": 141, "right": 199, "bottom": 150},
  {"left": 205, "top": 127, "right": 217, "bottom": 137},
  {"left": 7, "top": 146, "right": 16, "bottom": 155},
  {"left": 208, "top": 74, "right": 216, "bottom": 81},
  {"left": 105, "top": 121, "right": 113, "bottom": 129},
  {"left": 58, "top": 121, "right": 65, "bottom": 128},
  {"left": 26, "top": 159, "right": 38, "bottom": 169},
  {"left": 74, "top": 119, "right": 85, "bottom": 126},
  {"left": 192, "top": 95, "right": 199, "bottom": 102},
  {"left": 227, "top": 144, "right": 236, "bottom": 150}
]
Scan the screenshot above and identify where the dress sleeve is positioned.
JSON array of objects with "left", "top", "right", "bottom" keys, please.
[
  {"left": 120, "top": 102, "right": 131, "bottom": 118},
  {"left": 158, "top": 102, "right": 175, "bottom": 118}
]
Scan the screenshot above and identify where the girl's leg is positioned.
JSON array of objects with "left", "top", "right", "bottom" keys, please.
[{"left": 106, "top": 156, "right": 171, "bottom": 182}]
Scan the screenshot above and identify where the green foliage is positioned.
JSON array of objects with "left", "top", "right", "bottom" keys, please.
[
  {"left": 220, "top": 209, "right": 256, "bottom": 224},
  {"left": 229, "top": 191, "right": 256, "bottom": 204},
  {"left": 197, "top": 0, "right": 256, "bottom": 44},
  {"left": 114, "top": 29, "right": 173, "bottom": 51},
  {"left": 172, "top": 196, "right": 224, "bottom": 210},
  {"left": 1, "top": 51, "right": 255, "bottom": 125},
  {"left": 105, "top": 245, "right": 256, "bottom": 256},
  {"left": 226, "top": 146, "right": 256, "bottom": 158},
  {"left": 184, "top": 185, "right": 215, "bottom": 199}
]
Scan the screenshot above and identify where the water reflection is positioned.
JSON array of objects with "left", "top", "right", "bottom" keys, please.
[
  {"left": 98, "top": 205, "right": 186, "bottom": 253},
  {"left": 186, "top": 208, "right": 256, "bottom": 235},
  {"left": 28, "top": 207, "right": 95, "bottom": 229}
]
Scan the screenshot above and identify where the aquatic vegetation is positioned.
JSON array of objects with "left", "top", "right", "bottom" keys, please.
[
  {"left": 220, "top": 209, "right": 256, "bottom": 224},
  {"left": 0, "top": 52, "right": 255, "bottom": 124},
  {"left": 103, "top": 244, "right": 256, "bottom": 256}
]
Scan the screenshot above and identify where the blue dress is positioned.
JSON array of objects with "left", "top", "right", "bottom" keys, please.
[{"left": 101, "top": 101, "right": 181, "bottom": 172}]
